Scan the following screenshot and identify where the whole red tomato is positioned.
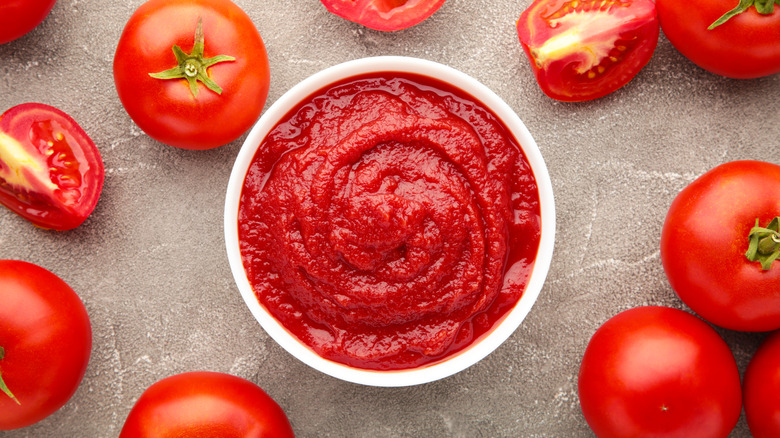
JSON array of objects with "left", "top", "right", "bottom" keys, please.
[
  {"left": 517, "top": 0, "right": 659, "bottom": 102},
  {"left": 578, "top": 306, "right": 742, "bottom": 438},
  {"left": 0, "top": 0, "right": 57, "bottom": 45},
  {"left": 120, "top": 371, "right": 294, "bottom": 438},
  {"left": 114, "top": 0, "right": 270, "bottom": 150},
  {"left": 661, "top": 160, "right": 780, "bottom": 332},
  {"left": 0, "top": 103, "right": 104, "bottom": 231},
  {"left": 0, "top": 260, "right": 92, "bottom": 431},
  {"left": 744, "top": 330, "right": 780, "bottom": 438},
  {"left": 656, "top": 0, "right": 780, "bottom": 78},
  {"left": 320, "top": 0, "right": 446, "bottom": 31}
]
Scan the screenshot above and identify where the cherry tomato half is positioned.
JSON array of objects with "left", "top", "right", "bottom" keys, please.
[
  {"left": 578, "top": 306, "right": 742, "bottom": 438},
  {"left": 517, "top": 0, "right": 659, "bottom": 102},
  {"left": 119, "top": 371, "right": 295, "bottom": 438},
  {"left": 0, "top": 0, "right": 58, "bottom": 45},
  {"left": 320, "top": 0, "right": 446, "bottom": 31},
  {"left": 114, "top": 0, "right": 271, "bottom": 150},
  {"left": 661, "top": 160, "right": 780, "bottom": 332},
  {"left": 744, "top": 330, "right": 780, "bottom": 438},
  {"left": 656, "top": 0, "right": 780, "bottom": 79},
  {"left": 0, "top": 103, "right": 104, "bottom": 231},
  {"left": 0, "top": 260, "right": 92, "bottom": 431}
]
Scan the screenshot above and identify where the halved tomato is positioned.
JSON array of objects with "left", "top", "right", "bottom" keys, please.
[
  {"left": 0, "top": 103, "right": 104, "bottom": 231},
  {"left": 320, "top": 0, "right": 446, "bottom": 31},
  {"left": 517, "top": 0, "right": 659, "bottom": 102}
]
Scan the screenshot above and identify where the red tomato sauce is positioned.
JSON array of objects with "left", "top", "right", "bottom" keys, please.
[{"left": 238, "top": 73, "right": 541, "bottom": 370}]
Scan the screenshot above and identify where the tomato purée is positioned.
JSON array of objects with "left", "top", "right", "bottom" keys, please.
[{"left": 238, "top": 73, "right": 541, "bottom": 370}]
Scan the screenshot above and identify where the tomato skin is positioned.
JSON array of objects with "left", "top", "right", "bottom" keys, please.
[
  {"left": 656, "top": 0, "right": 780, "bottom": 79},
  {"left": 320, "top": 0, "right": 446, "bottom": 31},
  {"left": 0, "top": 260, "right": 92, "bottom": 431},
  {"left": 660, "top": 160, "right": 780, "bottom": 332},
  {"left": 744, "top": 330, "right": 780, "bottom": 438},
  {"left": 0, "top": 103, "right": 105, "bottom": 231},
  {"left": 578, "top": 306, "right": 742, "bottom": 438},
  {"left": 119, "top": 371, "right": 295, "bottom": 438},
  {"left": 113, "top": 0, "right": 270, "bottom": 150},
  {"left": 0, "top": 0, "right": 57, "bottom": 45},
  {"left": 517, "top": 0, "right": 659, "bottom": 102}
]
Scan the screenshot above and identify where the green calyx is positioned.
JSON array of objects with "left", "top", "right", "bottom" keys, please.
[
  {"left": 709, "top": 0, "right": 780, "bottom": 29},
  {"left": 149, "top": 17, "right": 235, "bottom": 97},
  {"left": 0, "top": 347, "right": 21, "bottom": 405},
  {"left": 745, "top": 217, "right": 780, "bottom": 270}
]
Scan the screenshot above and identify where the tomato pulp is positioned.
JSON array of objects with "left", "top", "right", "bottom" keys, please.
[
  {"left": 238, "top": 73, "right": 542, "bottom": 370},
  {"left": 320, "top": 0, "right": 447, "bottom": 31}
]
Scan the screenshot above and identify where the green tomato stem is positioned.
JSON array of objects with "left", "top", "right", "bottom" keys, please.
[
  {"left": 148, "top": 17, "right": 235, "bottom": 97},
  {"left": 709, "top": 0, "right": 780, "bottom": 29},
  {"left": 0, "top": 347, "right": 21, "bottom": 405},
  {"left": 745, "top": 217, "right": 780, "bottom": 270}
]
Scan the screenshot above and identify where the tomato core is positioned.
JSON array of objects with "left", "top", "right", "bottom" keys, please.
[
  {"left": 0, "top": 133, "right": 55, "bottom": 195},
  {"left": 0, "top": 119, "right": 89, "bottom": 209},
  {"left": 532, "top": 0, "right": 648, "bottom": 77}
]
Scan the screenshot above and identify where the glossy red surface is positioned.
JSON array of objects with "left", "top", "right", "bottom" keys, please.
[{"left": 238, "top": 73, "right": 541, "bottom": 370}]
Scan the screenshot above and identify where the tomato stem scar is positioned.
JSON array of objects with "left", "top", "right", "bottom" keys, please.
[
  {"left": 148, "top": 17, "right": 235, "bottom": 97},
  {"left": 0, "top": 347, "right": 21, "bottom": 405},
  {"left": 708, "top": 0, "right": 779, "bottom": 29},
  {"left": 745, "top": 217, "right": 780, "bottom": 270}
]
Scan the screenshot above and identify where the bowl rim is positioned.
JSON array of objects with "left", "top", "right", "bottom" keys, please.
[{"left": 224, "top": 55, "right": 555, "bottom": 387}]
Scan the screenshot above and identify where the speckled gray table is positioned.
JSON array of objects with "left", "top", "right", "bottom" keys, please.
[{"left": 1, "top": 1, "right": 778, "bottom": 437}]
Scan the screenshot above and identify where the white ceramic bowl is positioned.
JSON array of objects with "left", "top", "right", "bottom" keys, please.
[{"left": 225, "top": 56, "right": 555, "bottom": 387}]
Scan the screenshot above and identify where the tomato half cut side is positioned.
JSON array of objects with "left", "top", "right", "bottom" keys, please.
[
  {"left": 517, "top": 0, "right": 659, "bottom": 102},
  {"left": 0, "top": 103, "right": 104, "bottom": 231},
  {"left": 320, "top": 0, "right": 446, "bottom": 31}
]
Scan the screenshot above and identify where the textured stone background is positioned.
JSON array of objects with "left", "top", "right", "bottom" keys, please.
[{"left": 1, "top": 0, "right": 778, "bottom": 436}]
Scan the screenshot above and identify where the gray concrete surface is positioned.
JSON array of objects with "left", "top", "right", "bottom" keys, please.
[{"left": 1, "top": 0, "right": 778, "bottom": 436}]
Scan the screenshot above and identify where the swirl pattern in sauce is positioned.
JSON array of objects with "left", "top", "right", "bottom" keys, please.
[{"left": 238, "top": 73, "right": 541, "bottom": 370}]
